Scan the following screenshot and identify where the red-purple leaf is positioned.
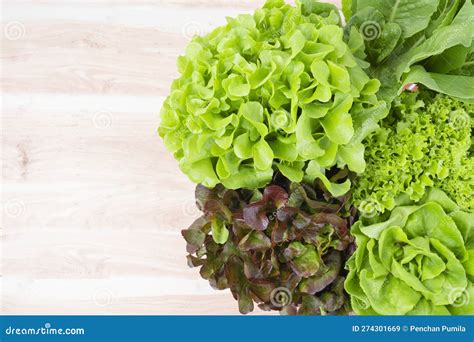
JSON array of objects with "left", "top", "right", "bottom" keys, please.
[
  {"left": 238, "top": 231, "right": 271, "bottom": 251},
  {"left": 243, "top": 203, "right": 269, "bottom": 230},
  {"left": 181, "top": 169, "right": 355, "bottom": 315}
]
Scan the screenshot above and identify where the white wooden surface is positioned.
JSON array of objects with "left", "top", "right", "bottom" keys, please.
[{"left": 1, "top": 0, "right": 340, "bottom": 315}]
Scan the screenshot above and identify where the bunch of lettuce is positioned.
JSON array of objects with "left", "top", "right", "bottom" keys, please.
[
  {"left": 159, "top": 0, "right": 386, "bottom": 195},
  {"left": 353, "top": 91, "right": 473, "bottom": 213},
  {"left": 182, "top": 172, "right": 356, "bottom": 315},
  {"left": 345, "top": 188, "right": 474, "bottom": 315},
  {"left": 343, "top": 0, "right": 474, "bottom": 103}
]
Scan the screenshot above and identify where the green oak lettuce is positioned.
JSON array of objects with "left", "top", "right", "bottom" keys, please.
[
  {"left": 345, "top": 188, "right": 474, "bottom": 315},
  {"left": 353, "top": 91, "right": 473, "bottom": 212},
  {"left": 159, "top": 0, "right": 386, "bottom": 194}
]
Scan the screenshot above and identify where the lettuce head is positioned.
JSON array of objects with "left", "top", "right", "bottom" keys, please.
[
  {"left": 158, "top": 0, "right": 386, "bottom": 195},
  {"left": 353, "top": 91, "right": 473, "bottom": 213},
  {"left": 345, "top": 188, "right": 474, "bottom": 315}
]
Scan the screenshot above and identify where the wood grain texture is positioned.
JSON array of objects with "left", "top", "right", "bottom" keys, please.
[{"left": 1, "top": 0, "right": 340, "bottom": 315}]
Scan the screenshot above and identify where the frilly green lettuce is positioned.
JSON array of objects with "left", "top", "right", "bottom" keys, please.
[
  {"left": 345, "top": 188, "right": 474, "bottom": 315},
  {"left": 158, "top": 0, "right": 386, "bottom": 195},
  {"left": 353, "top": 91, "right": 473, "bottom": 213}
]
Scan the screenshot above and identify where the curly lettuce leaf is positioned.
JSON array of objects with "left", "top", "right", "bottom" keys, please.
[
  {"left": 353, "top": 91, "right": 473, "bottom": 212},
  {"left": 159, "top": 0, "right": 386, "bottom": 195}
]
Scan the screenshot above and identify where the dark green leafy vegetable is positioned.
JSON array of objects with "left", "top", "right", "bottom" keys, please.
[
  {"left": 343, "top": 0, "right": 474, "bottom": 103},
  {"left": 182, "top": 172, "right": 356, "bottom": 315}
]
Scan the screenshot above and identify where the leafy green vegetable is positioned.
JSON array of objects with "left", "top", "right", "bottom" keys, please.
[
  {"left": 400, "top": 66, "right": 474, "bottom": 102},
  {"left": 159, "top": 0, "right": 386, "bottom": 194},
  {"left": 345, "top": 188, "right": 474, "bottom": 315},
  {"left": 182, "top": 171, "right": 356, "bottom": 315},
  {"left": 353, "top": 91, "right": 473, "bottom": 213},
  {"left": 344, "top": 0, "right": 474, "bottom": 102}
]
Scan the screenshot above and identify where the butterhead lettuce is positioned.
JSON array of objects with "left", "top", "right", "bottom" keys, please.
[
  {"left": 345, "top": 188, "right": 474, "bottom": 315},
  {"left": 158, "top": 0, "right": 386, "bottom": 195}
]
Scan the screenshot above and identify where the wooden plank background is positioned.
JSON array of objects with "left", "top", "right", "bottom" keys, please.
[{"left": 1, "top": 0, "right": 340, "bottom": 315}]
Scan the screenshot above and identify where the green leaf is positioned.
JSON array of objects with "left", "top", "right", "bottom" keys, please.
[
  {"left": 341, "top": 0, "right": 355, "bottom": 22},
  {"left": 426, "top": 44, "right": 471, "bottom": 74},
  {"left": 305, "top": 161, "right": 351, "bottom": 197},
  {"left": 320, "top": 93, "right": 354, "bottom": 145},
  {"left": 356, "top": 0, "right": 439, "bottom": 38},
  {"left": 379, "top": 0, "right": 474, "bottom": 101},
  {"left": 359, "top": 271, "right": 421, "bottom": 314},
  {"left": 276, "top": 161, "right": 304, "bottom": 182},
  {"left": 289, "top": 30, "right": 306, "bottom": 58},
  {"left": 181, "top": 159, "right": 219, "bottom": 188},
  {"left": 401, "top": 66, "right": 474, "bottom": 101},
  {"left": 221, "top": 167, "right": 273, "bottom": 189},
  {"left": 328, "top": 61, "right": 351, "bottom": 93},
  {"left": 233, "top": 133, "right": 253, "bottom": 159},
  {"left": 222, "top": 74, "right": 250, "bottom": 99},
  {"left": 253, "top": 139, "right": 274, "bottom": 171},
  {"left": 289, "top": 244, "right": 321, "bottom": 278},
  {"left": 299, "top": 251, "right": 341, "bottom": 294},
  {"left": 211, "top": 218, "right": 229, "bottom": 244},
  {"left": 338, "top": 143, "right": 366, "bottom": 173}
]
